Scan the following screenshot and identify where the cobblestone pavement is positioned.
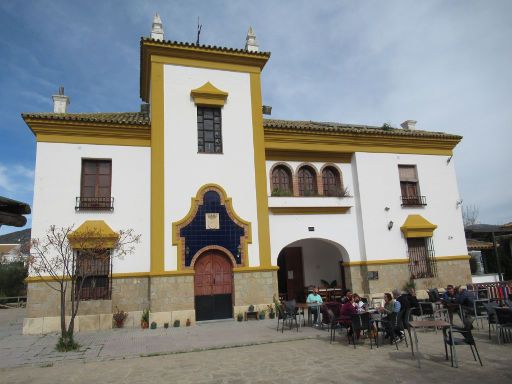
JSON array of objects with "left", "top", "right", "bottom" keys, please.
[{"left": 1, "top": 309, "right": 511, "bottom": 383}]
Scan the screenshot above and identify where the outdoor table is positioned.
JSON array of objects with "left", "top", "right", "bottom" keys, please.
[
  {"left": 296, "top": 302, "right": 322, "bottom": 327},
  {"left": 409, "top": 320, "right": 456, "bottom": 368}
]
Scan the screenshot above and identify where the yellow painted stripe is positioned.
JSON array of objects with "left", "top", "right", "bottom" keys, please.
[
  {"left": 250, "top": 73, "right": 272, "bottom": 268},
  {"left": 343, "top": 255, "right": 471, "bottom": 266},
  {"left": 269, "top": 206, "right": 351, "bottom": 215},
  {"left": 151, "top": 62, "right": 165, "bottom": 274}
]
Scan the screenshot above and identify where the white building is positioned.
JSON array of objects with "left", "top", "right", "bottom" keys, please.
[{"left": 21, "top": 18, "right": 470, "bottom": 334}]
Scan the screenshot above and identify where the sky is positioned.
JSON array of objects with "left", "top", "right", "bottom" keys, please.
[{"left": 0, "top": 0, "right": 511, "bottom": 235}]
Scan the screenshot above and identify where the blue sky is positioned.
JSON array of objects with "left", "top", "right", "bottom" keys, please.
[{"left": 0, "top": 0, "right": 511, "bottom": 235}]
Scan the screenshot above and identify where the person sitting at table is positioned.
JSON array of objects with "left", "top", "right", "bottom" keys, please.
[
  {"left": 341, "top": 289, "right": 353, "bottom": 304},
  {"left": 340, "top": 294, "right": 359, "bottom": 338},
  {"left": 378, "top": 292, "right": 401, "bottom": 340},
  {"left": 353, "top": 293, "right": 365, "bottom": 311},
  {"left": 306, "top": 286, "right": 323, "bottom": 323}
]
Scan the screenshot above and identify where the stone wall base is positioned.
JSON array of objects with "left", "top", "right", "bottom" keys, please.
[
  {"left": 23, "top": 270, "right": 279, "bottom": 334},
  {"left": 346, "top": 258, "right": 472, "bottom": 298}
]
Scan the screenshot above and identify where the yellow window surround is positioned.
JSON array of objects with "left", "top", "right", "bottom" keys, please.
[
  {"left": 67, "top": 220, "right": 119, "bottom": 249},
  {"left": 400, "top": 214, "right": 437, "bottom": 238},
  {"left": 190, "top": 82, "right": 228, "bottom": 107}
]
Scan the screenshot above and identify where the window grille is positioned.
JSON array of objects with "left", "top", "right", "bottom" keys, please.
[
  {"left": 75, "top": 249, "right": 112, "bottom": 301},
  {"left": 407, "top": 237, "right": 437, "bottom": 279},
  {"left": 197, "top": 107, "right": 222, "bottom": 153}
]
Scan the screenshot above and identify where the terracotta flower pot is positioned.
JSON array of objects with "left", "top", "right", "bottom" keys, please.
[{"left": 141, "top": 321, "right": 149, "bottom": 329}]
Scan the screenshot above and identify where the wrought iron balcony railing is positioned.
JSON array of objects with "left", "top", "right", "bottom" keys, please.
[
  {"left": 401, "top": 195, "right": 427, "bottom": 206},
  {"left": 75, "top": 197, "right": 114, "bottom": 211}
]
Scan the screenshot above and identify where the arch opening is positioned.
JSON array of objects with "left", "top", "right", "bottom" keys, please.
[{"left": 277, "top": 238, "right": 350, "bottom": 302}]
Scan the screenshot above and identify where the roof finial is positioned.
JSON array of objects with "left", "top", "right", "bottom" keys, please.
[
  {"left": 245, "top": 26, "right": 259, "bottom": 52},
  {"left": 151, "top": 13, "right": 164, "bottom": 41}
]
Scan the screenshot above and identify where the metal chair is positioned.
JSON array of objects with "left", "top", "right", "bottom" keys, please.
[
  {"left": 483, "top": 301, "right": 499, "bottom": 339},
  {"left": 349, "top": 312, "right": 376, "bottom": 349},
  {"left": 495, "top": 307, "right": 512, "bottom": 344},
  {"left": 444, "top": 313, "right": 483, "bottom": 367}
]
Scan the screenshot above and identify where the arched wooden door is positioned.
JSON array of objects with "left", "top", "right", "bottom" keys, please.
[{"left": 194, "top": 252, "right": 233, "bottom": 321}]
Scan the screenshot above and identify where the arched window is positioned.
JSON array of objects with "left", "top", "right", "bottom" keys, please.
[
  {"left": 271, "top": 165, "right": 292, "bottom": 195},
  {"left": 322, "top": 166, "right": 342, "bottom": 196},
  {"left": 298, "top": 166, "right": 317, "bottom": 196}
]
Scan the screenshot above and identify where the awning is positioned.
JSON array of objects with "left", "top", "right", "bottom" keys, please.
[
  {"left": 68, "top": 220, "right": 119, "bottom": 249},
  {"left": 400, "top": 214, "right": 437, "bottom": 238}
]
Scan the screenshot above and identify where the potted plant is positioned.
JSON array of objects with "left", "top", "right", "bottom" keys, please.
[
  {"left": 248, "top": 304, "right": 255, "bottom": 312},
  {"left": 267, "top": 304, "right": 275, "bottom": 319},
  {"left": 186, "top": 318, "right": 191, "bottom": 327},
  {"left": 237, "top": 312, "right": 244, "bottom": 322},
  {"left": 164, "top": 322, "right": 169, "bottom": 329},
  {"left": 150, "top": 321, "right": 157, "bottom": 329},
  {"left": 258, "top": 310, "right": 266, "bottom": 320},
  {"left": 141, "top": 308, "right": 150, "bottom": 329},
  {"left": 173, "top": 319, "right": 180, "bottom": 327},
  {"left": 113, "top": 307, "right": 128, "bottom": 328}
]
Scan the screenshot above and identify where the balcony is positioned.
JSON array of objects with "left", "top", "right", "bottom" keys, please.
[
  {"left": 401, "top": 195, "right": 427, "bottom": 207},
  {"left": 75, "top": 197, "right": 114, "bottom": 211}
]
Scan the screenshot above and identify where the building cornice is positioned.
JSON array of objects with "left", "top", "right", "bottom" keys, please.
[
  {"left": 264, "top": 127, "right": 461, "bottom": 156},
  {"left": 23, "top": 116, "right": 151, "bottom": 147},
  {"left": 140, "top": 38, "right": 270, "bottom": 102}
]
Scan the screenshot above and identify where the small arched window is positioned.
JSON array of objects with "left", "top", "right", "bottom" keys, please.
[
  {"left": 298, "top": 166, "right": 317, "bottom": 196},
  {"left": 322, "top": 166, "right": 342, "bottom": 196},
  {"left": 271, "top": 165, "right": 292, "bottom": 195}
]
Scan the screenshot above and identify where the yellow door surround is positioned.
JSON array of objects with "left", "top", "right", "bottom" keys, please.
[{"left": 400, "top": 214, "right": 437, "bottom": 238}]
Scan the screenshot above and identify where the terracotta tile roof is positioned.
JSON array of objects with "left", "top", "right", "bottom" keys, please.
[
  {"left": 467, "top": 239, "right": 495, "bottom": 250},
  {"left": 21, "top": 112, "right": 150, "bottom": 126},
  {"left": 141, "top": 37, "right": 271, "bottom": 58},
  {"left": 263, "top": 119, "right": 462, "bottom": 139}
]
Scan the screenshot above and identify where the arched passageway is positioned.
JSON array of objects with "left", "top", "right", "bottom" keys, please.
[{"left": 277, "top": 238, "right": 350, "bottom": 302}]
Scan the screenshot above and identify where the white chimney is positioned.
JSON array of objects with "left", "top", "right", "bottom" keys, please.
[
  {"left": 151, "top": 13, "right": 164, "bottom": 40},
  {"left": 52, "top": 86, "right": 69, "bottom": 113},
  {"left": 400, "top": 120, "right": 417, "bottom": 130},
  {"left": 245, "top": 26, "right": 259, "bottom": 52}
]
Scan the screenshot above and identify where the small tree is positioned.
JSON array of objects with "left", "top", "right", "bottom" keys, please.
[
  {"left": 463, "top": 204, "right": 479, "bottom": 227},
  {"left": 27, "top": 224, "right": 140, "bottom": 351}
]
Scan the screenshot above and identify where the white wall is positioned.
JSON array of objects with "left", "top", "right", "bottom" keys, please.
[
  {"left": 267, "top": 160, "right": 361, "bottom": 265},
  {"left": 31, "top": 142, "right": 151, "bottom": 275},
  {"left": 163, "top": 65, "right": 261, "bottom": 269},
  {"left": 354, "top": 152, "right": 467, "bottom": 261}
]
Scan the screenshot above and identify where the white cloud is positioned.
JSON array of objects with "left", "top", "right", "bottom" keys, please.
[{"left": 0, "top": 163, "right": 34, "bottom": 195}]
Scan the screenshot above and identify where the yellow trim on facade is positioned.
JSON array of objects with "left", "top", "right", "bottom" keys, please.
[
  {"left": 26, "top": 270, "right": 197, "bottom": 283},
  {"left": 68, "top": 220, "right": 119, "bottom": 249},
  {"left": 269, "top": 206, "right": 351, "bottom": 215},
  {"left": 140, "top": 41, "right": 269, "bottom": 101},
  {"left": 265, "top": 149, "right": 353, "bottom": 163},
  {"left": 24, "top": 119, "right": 151, "bottom": 147},
  {"left": 250, "top": 73, "right": 272, "bottom": 268},
  {"left": 343, "top": 255, "right": 471, "bottom": 266},
  {"left": 400, "top": 214, "right": 437, "bottom": 238},
  {"left": 264, "top": 129, "right": 459, "bottom": 156},
  {"left": 233, "top": 266, "right": 280, "bottom": 273},
  {"left": 171, "top": 183, "right": 252, "bottom": 270},
  {"left": 151, "top": 62, "right": 165, "bottom": 274},
  {"left": 190, "top": 82, "right": 228, "bottom": 107}
]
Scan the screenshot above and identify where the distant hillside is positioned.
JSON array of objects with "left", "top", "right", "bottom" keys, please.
[{"left": 0, "top": 228, "right": 31, "bottom": 244}]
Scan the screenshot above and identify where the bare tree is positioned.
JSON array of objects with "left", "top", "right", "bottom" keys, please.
[
  {"left": 462, "top": 204, "right": 480, "bottom": 227},
  {"left": 27, "top": 225, "right": 140, "bottom": 350}
]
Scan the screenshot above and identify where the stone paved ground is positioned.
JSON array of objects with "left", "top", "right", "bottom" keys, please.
[{"left": 1, "top": 308, "right": 511, "bottom": 383}]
